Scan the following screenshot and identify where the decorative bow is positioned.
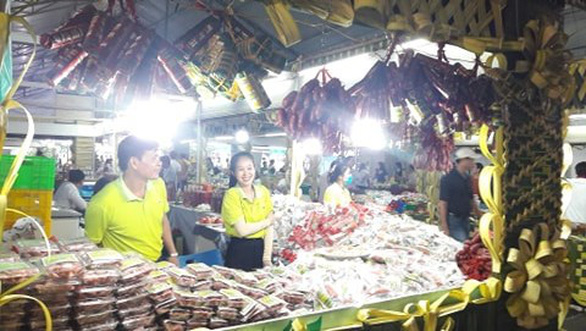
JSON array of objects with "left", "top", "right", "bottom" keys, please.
[{"left": 504, "top": 223, "right": 571, "bottom": 329}]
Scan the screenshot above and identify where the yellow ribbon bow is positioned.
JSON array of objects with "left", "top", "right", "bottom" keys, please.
[{"left": 504, "top": 223, "right": 571, "bottom": 329}]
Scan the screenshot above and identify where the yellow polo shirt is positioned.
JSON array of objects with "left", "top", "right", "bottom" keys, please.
[
  {"left": 323, "top": 183, "right": 352, "bottom": 207},
  {"left": 221, "top": 185, "right": 273, "bottom": 239},
  {"left": 85, "top": 177, "right": 169, "bottom": 261}
]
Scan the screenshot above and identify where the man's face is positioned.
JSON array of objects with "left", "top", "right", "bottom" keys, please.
[
  {"left": 133, "top": 149, "right": 162, "bottom": 180},
  {"left": 460, "top": 158, "right": 475, "bottom": 172}
]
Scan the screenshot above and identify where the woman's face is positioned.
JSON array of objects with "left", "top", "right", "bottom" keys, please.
[
  {"left": 342, "top": 168, "right": 351, "bottom": 182},
  {"left": 234, "top": 157, "right": 255, "bottom": 187}
]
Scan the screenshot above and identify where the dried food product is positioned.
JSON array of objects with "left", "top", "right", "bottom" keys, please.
[
  {"left": 119, "top": 313, "right": 156, "bottom": 330},
  {"left": 209, "top": 317, "right": 229, "bottom": 328},
  {"left": 0, "top": 320, "right": 26, "bottom": 331},
  {"left": 59, "top": 237, "right": 98, "bottom": 252},
  {"left": 186, "top": 318, "right": 208, "bottom": 329},
  {"left": 32, "top": 277, "right": 79, "bottom": 294},
  {"left": 156, "top": 261, "right": 176, "bottom": 271},
  {"left": 147, "top": 282, "right": 174, "bottom": 303},
  {"left": 191, "top": 306, "right": 214, "bottom": 320},
  {"left": 255, "top": 278, "right": 282, "bottom": 294},
  {"left": 41, "top": 253, "right": 84, "bottom": 279},
  {"left": 185, "top": 262, "right": 213, "bottom": 281},
  {"left": 258, "top": 294, "right": 287, "bottom": 313},
  {"left": 279, "top": 290, "right": 306, "bottom": 305},
  {"left": 212, "top": 265, "right": 236, "bottom": 279},
  {"left": 77, "top": 285, "right": 116, "bottom": 299},
  {"left": 219, "top": 288, "right": 247, "bottom": 309},
  {"left": 30, "top": 303, "right": 71, "bottom": 318},
  {"left": 233, "top": 270, "right": 257, "bottom": 286},
  {"left": 191, "top": 280, "right": 212, "bottom": 291},
  {"left": 195, "top": 290, "right": 225, "bottom": 307},
  {"left": 82, "top": 268, "right": 120, "bottom": 286},
  {"left": 174, "top": 289, "right": 201, "bottom": 308},
  {"left": 13, "top": 239, "right": 60, "bottom": 258},
  {"left": 0, "top": 251, "right": 19, "bottom": 262},
  {"left": 116, "top": 291, "right": 150, "bottom": 310},
  {"left": 118, "top": 303, "right": 153, "bottom": 319},
  {"left": 217, "top": 306, "right": 239, "bottom": 321},
  {"left": 169, "top": 307, "right": 192, "bottom": 321},
  {"left": 81, "top": 249, "right": 124, "bottom": 269},
  {"left": 235, "top": 283, "right": 268, "bottom": 299},
  {"left": 119, "top": 257, "right": 154, "bottom": 283},
  {"left": 211, "top": 275, "right": 232, "bottom": 290},
  {"left": 167, "top": 267, "right": 198, "bottom": 287},
  {"left": 78, "top": 319, "right": 119, "bottom": 331},
  {"left": 75, "top": 309, "right": 116, "bottom": 326},
  {"left": 0, "top": 261, "right": 40, "bottom": 285},
  {"left": 75, "top": 297, "right": 115, "bottom": 314},
  {"left": 163, "top": 320, "right": 185, "bottom": 331},
  {"left": 154, "top": 297, "right": 177, "bottom": 315},
  {"left": 148, "top": 269, "right": 170, "bottom": 283},
  {"left": 117, "top": 280, "right": 146, "bottom": 298},
  {"left": 30, "top": 316, "right": 71, "bottom": 330}
]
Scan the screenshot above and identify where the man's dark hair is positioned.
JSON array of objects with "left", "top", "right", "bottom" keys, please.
[
  {"left": 68, "top": 169, "right": 85, "bottom": 183},
  {"left": 576, "top": 162, "right": 586, "bottom": 178},
  {"left": 117, "top": 136, "right": 158, "bottom": 172}
]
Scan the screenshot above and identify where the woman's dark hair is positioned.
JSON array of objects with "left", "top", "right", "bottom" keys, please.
[
  {"left": 68, "top": 169, "right": 85, "bottom": 184},
  {"left": 576, "top": 161, "right": 586, "bottom": 178},
  {"left": 229, "top": 152, "right": 255, "bottom": 188},
  {"left": 93, "top": 175, "right": 118, "bottom": 197},
  {"left": 329, "top": 161, "right": 349, "bottom": 184}
]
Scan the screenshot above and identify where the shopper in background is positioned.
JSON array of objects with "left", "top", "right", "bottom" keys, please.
[
  {"left": 221, "top": 152, "right": 274, "bottom": 271},
  {"left": 439, "top": 148, "right": 482, "bottom": 242},
  {"left": 323, "top": 161, "right": 353, "bottom": 207},
  {"left": 54, "top": 169, "right": 87, "bottom": 213},
  {"left": 161, "top": 155, "right": 180, "bottom": 201},
  {"left": 261, "top": 160, "right": 268, "bottom": 175},
  {"left": 85, "top": 136, "right": 179, "bottom": 265},
  {"left": 393, "top": 162, "right": 404, "bottom": 183},
  {"left": 406, "top": 165, "right": 418, "bottom": 192},
  {"left": 268, "top": 160, "right": 276, "bottom": 175},
  {"left": 471, "top": 162, "right": 483, "bottom": 197},
  {"left": 351, "top": 163, "right": 370, "bottom": 193},
  {"left": 375, "top": 162, "right": 388, "bottom": 183},
  {"left": 178, "top": 153, "right": 190, "bottom": 193},
  {"left": 101, "top": 158, "right": 115, "bottom": 176},
  {"left": 564, "top": 162, "right": 586, "bottom": 233}
]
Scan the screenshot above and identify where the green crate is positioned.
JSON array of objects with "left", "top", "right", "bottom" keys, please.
[{"left": 0, "top": 155, "right": 56, "bottom": 190}]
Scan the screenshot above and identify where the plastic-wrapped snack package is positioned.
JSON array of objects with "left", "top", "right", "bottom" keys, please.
[
  {"left": 82, "top": 267, "right": 120, "bottom": 286},
  {"left": 219, "top": 288, "right": 248, "bottom": 309},
  {"left": 59, "top": 237, "right": 98, "bottom": 252},
  {"left": 212, "top": 265, "right": 236, "bottom": 279},
  {"left": 174, "top": 289, "right": 202, "bottom": 308},
  {"left": 191, "top": 306, "right": 214, "bottom": 320},
  {"left": 119, "top": 313, "right": 156, "bottom": 330},
  {"left": 30, "top": 302, "right": 71, "bottom": 318},
  {"left": 155, "top": 297, "right": 177, "bottom": 315},
  {"left": 169, "top": 307, "right": 192, "bottom": 321},
  {"left": 235, "top": 283, "right": 268, "bottom": 299},
  {"left": 164, "top": 320, "right": 186, "bottom": 331},
  {"left": 0, "top": 320, "right": 26, "bottom": 331},
  {"left": 209, "top": 317, "right": 229, "bottom": 329},
  {"left": 118, "top": 303, "right": 153, "bottom": 319},
  {"left": 78, "top": 319, "right": 119, "bottom": 331},
  {"left": 77, "top": 285, "right": 116, "bottom": 299},
  {"left": 75, "top": 297, "right": 116, "bottom": 314},
  {"left": 36, "top": 292, "right": 75, "bottom": 306},
  {"left": 240, "top": 296, "right": 262, "bottom": 322},
  {"left": 156, "top": 260, "right": 176, "bottom": 270},
  {"left": 41, "top": 253, "right": 84, "bottom": 279},
  {"left": 116, "top": 291, "right": 150, "bottom": 310},
  {"left": 279, "top": 290, "right": 306, "bottom": 305},
  {"left": 13, "top": 239, "right": 60, "bottom": 258},
  {"left": 191, "top": 280, "right": 212, "bottom": 291},
  {"left": 31, "top": 276, "right": 80, "bottom": 294},
  {"left": 255, "top": 278, "right": 282, "bottom": 294},
  {"left": 251, "top": 270, "right": 271, "bottom": 280},
  {"left": 185, "top": 262, "right": 213, "bottom": 281},
  {"left": 81, "top": 249, "right": 124, "bottom": 269},
  {"left": 233, "top": 270, "right": 258, "bottom": 286},
  {"left": 0, "top": 251, "right": 19, "bottom": 262},
  {"left": 119, "top": 257, "right": 155, "bottom": 284},
  {"left": 217, "top": 306, "right": 239, "bottom": 321},
  {"left": 195, "top": 290, "right": 225, "bottom": 308},
  {"left": 258, "top": 294, "right": 287, "bottom": 314},
  {"left": 75, "top": 309, "right": 116, "bottom": 326},
  {"left": 0, "top": 301, "right": 26, "bottom": 324},
  {"left": 117, "top": 280, "right": 146, "bottom": 298},
  {"left": 148, "top": 269, "right": 171, "bottom": 283},
  {"left": 167, "top": 267, "right": 199, "bottom": 287},
  {"left": 31, "top": 315, "right": 72, "bottom": 330},
  {"left": 186, "top": 318, "right": 208, "bottom": 329},
  {"left": 211, "top": 275, "right": 232, "bottom": 290},
  {"left": 0, "top": 261, "right": 40, "bottom": 285},
  {"left": 147, "top": 282, "right": 174, "bottom": 304}
]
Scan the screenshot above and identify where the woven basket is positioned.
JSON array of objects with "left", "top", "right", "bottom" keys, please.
[{"left": 569, "top": 235, "right": 586, "bottom": 306}]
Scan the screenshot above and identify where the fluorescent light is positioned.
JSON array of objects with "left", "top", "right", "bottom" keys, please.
[
  {"left": 214, "top": 136, "right": 234, "bottom": 141},
  {"left": 261, "top": 132, "right": 287, "bottom": 138},
  {"left": 235, "top": 130, "right": 250, "bottom": 144}
]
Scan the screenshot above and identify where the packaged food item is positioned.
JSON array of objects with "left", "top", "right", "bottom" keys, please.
[
  {"left": 186, "top": 318, "right": 207, "bottom": 329},
  {"left": 31, "top": 316, "right": 71, "bottom": 329},
  {"left": 13, "top": 239, "right": 60, "bottom": 258},
  {"left": 235, "top": 283, "right": 268, "bottom": 299},
  {"left": 0, "top": 321, "right": 25, "bottom": 331},
  {"left": 41, "top": 253, "right": 84, "bottom": 279},
  {"left": 81, "top": 248, "right": 124, "bottom": 269},
  {"left": 76, "top": 309, "right": 116, "bottom": 326},
  {"left": 0, "top": 251, "right": 19, "bottom": 262},
  {"left": 120, "top": 313, "right": 156, "bottom": 330},
  {"left": 82, "top": 268, "right": 120, "bottom": 285},
  {"left": 148, "top": 269, "right": 171, "bottom": 283},
  {"left": 191, "top": 280, "right": 212, "bottom": 291},
  {"left": 117, "top": 280, "right": 146, "bottom": 298},
  {"left": 233, "top": 270, "right": 257, "bottom": 286},
  {"left": 240, "top": 296, "right": 262, "bottom": 322},
  {"left": 164, "top": 320, "right": 185, "bottom": 331},
  {"left": 255, "top": 278, "right": 282, "bottom": 293},
  {"left": 32, "top": 277, "right": 79, "bottom": 294},
  {"left": 258, "top": 294, "right": 286, "bottom": 313},
  {"left": 174, "top": 289, "right": 202, "bottom": 308},
  {"left": 191, "top": 306, "right": 214, "bottom": 320},
  {"left": 118, "top": 303, "right": 153, "bottom": 319},
  {"left": 0, "top": 308, "right": 25, "bottom": 324},
  {"left": 36, "top": 292, "right": 74, "bottom": 306},
  {"left": 217, "top": 306, "right": 239, "bottom": 320},
  {"left": 155, "top": 298, "right": 177, "bottom": 315},
  {"left": 169, "top": 307, "right": 192, "bottom": 321},
  {"left": 75, "top": 297, "right": 115, "bottom": 314},
  {"left": 59, "top": 237, "right": 98, "bottom": 252},
  {"left": 119, "top": 257, "right": 154, "bottom": 283},
  {"left": 78, "top": 319, "right": 119, "bottom": 331},
  {"left": 0, "top": 261, "right": 40, "bottom": 285},
  {"left": 147, "top": 282, "right": 174, "bottom": 303},
  {"left": 279, "top": 290, "right": 306, "bottom": 305},
  {"left": 156, "top": 261, "right": 176, "bottom": 271},
  {"left": 167, "top": 267, "right": 198, "bottom": 287},
  {"left": 219, "top": 288, "right": 247, "bottom": 309},
  {"left": 116, "top": 291, "right": 150, "bottom": 310},
  {"left": 185, "top": 262, "right": 213, "bottom": 281},
  {"left": 195, "top": 290, "right": 225, "bottom": 307},
  {"left": 77, "top": 285, "right": 116, "bottom": 299},
  {"left": 212, "top": 265, "right": 235, "bottom": 279},
  {"left": 209, "top": 317, "right": 229, "bottom": 328},
  {"left": 211, "top": 275, "right": 232, "bottom": 290},
  {"left": 31, "top": 303, "right": 71, "bottom": 318},
  {"left": 252, "top": 270, "right": 271, "bottom": 280}
]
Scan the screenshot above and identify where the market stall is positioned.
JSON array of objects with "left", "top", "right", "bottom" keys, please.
[{"left": 1, "top": 0, "right": 585, "bottom": 330}]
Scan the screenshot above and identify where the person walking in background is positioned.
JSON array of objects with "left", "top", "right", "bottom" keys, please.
[
  {"left": 178, "top": 153, "right": 190, "bottom": 193},
  {"left": 161, "top": 155, "right": 178, "bottom": 201},
  {"left": 268, "top": 160, "right": 276, "bottom": 175},
  {"left": 439, "top": 148, "right": 482, "bottom": 242},
  {"left": 351, "top": 163, "right": 370, "bottom": 193},
  {"left": 375, "top": 162, "right": 388, "bottom": 183},
  {"left": 54, "top": 169, "right": 87, "bottom": 213},
  {"left": 564, "top": 162, "right": 586, "bottom": 233}
]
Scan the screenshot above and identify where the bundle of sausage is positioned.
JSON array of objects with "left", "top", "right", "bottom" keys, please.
[{"left": 455, "top": 231, "right": 492, "bottom": 281}]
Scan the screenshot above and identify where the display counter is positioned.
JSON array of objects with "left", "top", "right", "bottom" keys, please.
[{"left": 168, "top": 205, "right": 228, "bottom": 255}]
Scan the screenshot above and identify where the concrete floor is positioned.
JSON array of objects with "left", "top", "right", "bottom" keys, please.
[{"left": 564, "top": 306, "right": 586, "bottom": 331}]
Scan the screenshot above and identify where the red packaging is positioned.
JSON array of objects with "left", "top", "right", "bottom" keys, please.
[
  {"left": 13, "top": 239, "right": 60, "bottom": 258},
  {"left": 82, "top": 268, "right": 120, "bottom": 286},
  {"left": 48, "top": 46, "right": 89, "bottom": 86},
  {"left": 41, "top": 26, "right": 85, "bottom": 50},
  {"left": 83, "top": 12, "right": 107, "bottom": 51},
  {"left": 41, "top": 253, "right": 84, "bottom": 279}
]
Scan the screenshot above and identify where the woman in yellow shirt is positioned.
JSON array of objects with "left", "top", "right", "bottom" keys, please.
[
  {"left": 323, "top": 161, "right": 353, "bottom": 207},
  {"left": 221, "top": 152, "right": 274, "bottom": 271}
]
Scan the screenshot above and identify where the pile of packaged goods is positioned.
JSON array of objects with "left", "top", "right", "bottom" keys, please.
[{"left": 365, "top": 190, "right": 430, "bottom": 222}]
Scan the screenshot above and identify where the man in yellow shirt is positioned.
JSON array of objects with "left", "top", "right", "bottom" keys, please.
[{"left": 85, "top": 136, "right": 179, "bottom": 265}]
